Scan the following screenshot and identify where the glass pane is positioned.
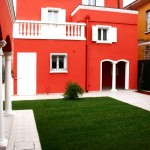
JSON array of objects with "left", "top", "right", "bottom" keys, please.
[
  {"left": 52, "top": 56, "right": 57, "bottom": 69},
  {"left": 93, "top": 0, "right": 96, "bottom": 5},
  {"left": 98, "top": 29, "right": 101, "bottom": 40},
  {"left": 53, "top": 11, "right": 58, "bottom": 22},
  {"left": 88, "top": 0, "right": 91, "bottom": 5},
  {"left": 48, "top": 11, "right": 52, "bottom": 22},
  {"left": 103, "top": 29, "right": 107, "bottom": 41},
  {"left": 59, "top": 56, "right": 64, "bottom": 69}
]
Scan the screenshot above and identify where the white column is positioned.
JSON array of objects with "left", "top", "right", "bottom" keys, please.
[
  {"left": 111, "top": 62, "right": 117, "bottom": 91},
  {"left": 0, "top": 40, "right": 7, "bottom": 149},
  {"left": 3, "top": 52, "right": 13, "bottom": 115}
]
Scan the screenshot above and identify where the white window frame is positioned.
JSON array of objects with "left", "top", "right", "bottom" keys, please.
[
  {"left": 147, "top": 10, "right": 150, "bottom": 32},
  {"left": 82, "top": 0, "right": 104, "bottom": 7},
  {"left": 92, "top": 25, "right": 117, "bottom": 44},
  {"left": 97, "top": 26, "right": 110, "bottom": 43},
  {"left": 48, "top": 10, "right": 59, "bottom": 22},
  {"left": 50, "top": 53, "right": 68, "bottom": 73},
  {"left": 41, "top": 7, "right": 66, "bottom": 23}
]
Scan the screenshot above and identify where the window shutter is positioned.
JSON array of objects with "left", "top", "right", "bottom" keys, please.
[
  {"left": 96, "top": 0, "right": 104, "bottom": 6},
  {"left": 41, "top": 8, "right": 48, "bottom": 22},
  {"left": 82, "top": 0, "right": 88, "bottom": 5},
  {"left": 92, "top": 26, "right": 98, "bottom": 41},
  {"left": 58, "top": 9, "right": 66, "bottom": 22},
  {"left": 109, "top": 27, "right": 117, "bottom": 43}
]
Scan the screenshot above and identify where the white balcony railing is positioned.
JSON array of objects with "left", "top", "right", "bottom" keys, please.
[{"left": 13, "top": 20, "right": 86, "bottom": 40}]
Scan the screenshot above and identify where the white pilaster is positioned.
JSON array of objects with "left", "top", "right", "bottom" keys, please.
[
  {"left": 3, "top": 52, "right": 13, "bottom": 115},
  {"left": 0, "top": 40, "right": 7, "bottom": 149},
  {"left": 111, "top": 62, "right": 117, "bottom": 92}
]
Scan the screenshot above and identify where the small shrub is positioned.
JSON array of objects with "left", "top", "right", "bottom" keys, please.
[{"left": 63, "top": 81, "right": 84, "bottom": 100}]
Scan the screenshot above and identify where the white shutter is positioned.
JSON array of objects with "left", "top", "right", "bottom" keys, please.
[
  {"left": 92, "top": 26, "right": 98, "bottom": 42},
  {"left": 41, "top": 8, "right": 48, "bottom": 22},
  {"left": 96, "top": 0, "right": 104, "bottom": 6},
  {"left": 109, "top": 27, "right": 117, "bottom": 43},
  {"left": 82, "top": 0, "right": 88, "bottom": 5},
  {"left": 58, "top": 9, "right": 66, "bottom": 22}
]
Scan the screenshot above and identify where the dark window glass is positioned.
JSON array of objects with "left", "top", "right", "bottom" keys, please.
[
  {"left": 103, "top": 29, "right": 107, "bottom": 41},
  {"left": 52, "top": 56, "right": 57, "bottom": 69},
  {"left": 59, "top": 56, "right": 64, "bottom": 69},
  {"left": 98, "top": 29, "right": 101, "bottom": 40}
]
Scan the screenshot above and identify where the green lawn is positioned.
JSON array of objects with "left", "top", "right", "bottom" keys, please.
[{"left": 13, "top": 97, "right": 150, "bottom": 150}]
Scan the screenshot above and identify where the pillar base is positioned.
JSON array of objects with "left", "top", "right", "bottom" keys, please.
[
  {"left": 111, "top": 89, "right": 117, "bottom": 92},
  {"left": 4, "top": 111, "right": 13, "bottom": 117},
  {"left": 0, "top": 139, "right": 7, "bottom": 150}
]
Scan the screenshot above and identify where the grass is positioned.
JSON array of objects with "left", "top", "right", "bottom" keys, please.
[{"left": 13, "top": 97, "right": 150, "bottom": 150}]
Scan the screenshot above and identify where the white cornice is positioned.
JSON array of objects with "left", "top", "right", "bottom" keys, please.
[{"left": 71, "top": 5, "right": 138, "bottom": 16}]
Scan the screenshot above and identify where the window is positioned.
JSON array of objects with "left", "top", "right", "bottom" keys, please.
[
  {"left": 82, "top": 0, "right": 104, "bottom": 7},
  {"left": 98, "top": 28, "right": 108, "bottom": 41},
  {"left": 88, "top": 0, "right": 96, "bottom": 6},
  {"left": 50, "top": 53, "right": 67, "bottom": 73},
  {"left": 92, "top": 25, "right": 117, "bottom": 44},
  {"left": 48, "top": 10, "right": 58, "bottom": 22},
  {"left": 147, "top": 10, "right": 150, "bottom": 32},
  {"left": 41, "top": 8, "right": 66, "bottom": 22}
]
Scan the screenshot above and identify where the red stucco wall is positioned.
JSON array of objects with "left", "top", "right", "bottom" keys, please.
[
  {"left": 0, "top": 0, "right": 13, "bottom": 41},
  {"left": 13, "top": 0, "right": 138, "bottom": 94},
  {"left": 13, "top": 40, "right": 86, "bottom": 94}
]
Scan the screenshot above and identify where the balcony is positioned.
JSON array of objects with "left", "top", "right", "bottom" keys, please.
[{"left": 13, "top": 20, "right": 86, "bottom": 40}]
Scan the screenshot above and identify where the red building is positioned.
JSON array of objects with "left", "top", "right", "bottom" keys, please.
[{"left": 11, "top": 0, "right": 138, "bottom": 95}]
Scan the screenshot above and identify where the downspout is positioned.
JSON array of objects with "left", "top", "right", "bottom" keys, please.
[
  {"left": 85, "top": 15, "right": 90, "bottom": 93},
  {"left": 118, "top": 0, "right": 120, "bottom": 8}
]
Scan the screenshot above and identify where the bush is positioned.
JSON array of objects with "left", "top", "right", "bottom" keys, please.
[{"left": 63, "top": 82, "right": 84, "bottom": 100}]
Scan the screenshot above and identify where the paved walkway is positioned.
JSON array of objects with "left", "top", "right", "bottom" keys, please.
[
  {"left": 12, "top": 90, "right": 150, "bottom": 111},
  {"left": 3, "top": 90, "right": 150, "bottom": 150},
  {"left": 4, "top": 110, "right": 42, "bottom": 150}
]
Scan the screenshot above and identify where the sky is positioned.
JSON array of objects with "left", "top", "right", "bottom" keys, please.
[{"left": 123, "top": 0, "right": 135, "bottom": 7}]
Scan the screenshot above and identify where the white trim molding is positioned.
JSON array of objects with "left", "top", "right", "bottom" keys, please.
[
  {"left": 6, "top": 0, "right": 16, "bottom": 23},
  {"left": 71, "top": 5, "right": 138, "bottom": 16}
]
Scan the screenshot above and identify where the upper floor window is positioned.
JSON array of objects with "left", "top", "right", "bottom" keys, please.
[
  {"left": 147, "top": 10, "right": 150, "bottom": 32},
  {"left": 82, "top": 0, "right": 104, "bottom": 7},
  {"left": 50, "top": 53, "right": 68, "bottom": 73},
  {"left": 41, "top": 7, "right": 66, "bottom": 22},
  {"left": 92, "top": 25, "right": 117, "bottom": 44},
  {"left": 48, "top": 10, "right": 59, "bottom": 22},
  {"left": 88, "top": 0, "right": 96, "bottom": 6}
]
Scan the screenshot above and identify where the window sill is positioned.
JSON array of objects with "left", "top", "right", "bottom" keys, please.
[
  {"left": 50, "top": 70, "right": 68, "bottom": 74},
  {"left": 96, "top": 40, "right": 112, "bottom": 44}
]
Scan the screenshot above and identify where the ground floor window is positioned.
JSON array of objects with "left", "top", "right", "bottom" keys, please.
[{"left": 50, "top": 53, "right": 67, "bottom": 73}]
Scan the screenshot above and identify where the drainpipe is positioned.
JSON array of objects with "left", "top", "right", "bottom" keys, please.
[
  {"left": 118, "top": 0, "right": 120, "bottom": 8},
  {"left": 85, "top": 15, "right": 90, "bottom": 93}
]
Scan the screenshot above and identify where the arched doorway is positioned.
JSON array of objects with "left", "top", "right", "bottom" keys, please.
[
  {"left": 100, "top": 59, "right": 129, "bottom": 91},
  {"left": 116, "top": 61, "right": 125, "bottom": 89},
  {"left": 102, "top": 61, "right": 112, "bottom": 90}
]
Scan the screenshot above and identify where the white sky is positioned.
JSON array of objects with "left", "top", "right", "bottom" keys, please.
[{"left": 123, "top": 0, "right": 135, "bottom": 7}]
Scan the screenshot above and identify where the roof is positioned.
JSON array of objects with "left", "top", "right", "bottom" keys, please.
[{"left": 125, "top": 0, "right": 150, "bottom": 10}]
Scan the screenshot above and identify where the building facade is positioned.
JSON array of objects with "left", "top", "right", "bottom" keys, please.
[
  {"left": 125, "top": 0, "right": 150, "bottom": 60},
  {"left": 12, "top": 0, "right": 138, "bottom": 95}
]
